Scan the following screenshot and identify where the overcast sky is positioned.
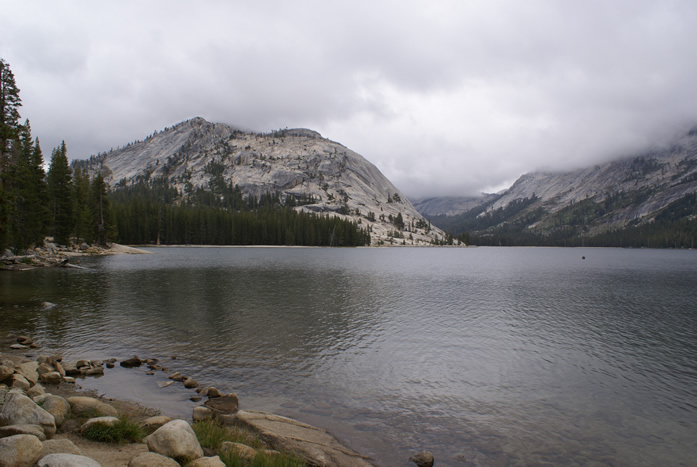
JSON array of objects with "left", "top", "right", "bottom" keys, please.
[{"left": 2, "top": 1, "right": 697, "bottom": 197}]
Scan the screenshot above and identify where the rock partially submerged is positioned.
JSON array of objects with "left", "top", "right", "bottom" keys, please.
[{"left": 235, "top": 410, "right": 373, "bottom": 467}]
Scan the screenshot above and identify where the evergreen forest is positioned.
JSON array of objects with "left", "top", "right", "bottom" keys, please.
[{"left": 0, "top": 58, "right": 370, "bottom": 251}]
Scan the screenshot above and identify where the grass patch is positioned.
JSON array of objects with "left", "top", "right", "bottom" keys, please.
[
  {"left": 192, "top": 419, "right": 263, "bottom": 450},
  {"left": 81, "top": 416, "right": 144, "bottom": 443},
  {"left": 218, "top": 449, "right": 305, "bottom": 467}
]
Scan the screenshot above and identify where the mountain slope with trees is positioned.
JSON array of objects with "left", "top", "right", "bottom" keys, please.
[
  {"left": 422, "top": 129, "right": 697, "bottom": 247},
  {"left": 76, "top": 118, "right": 446, "bottom": 246}
]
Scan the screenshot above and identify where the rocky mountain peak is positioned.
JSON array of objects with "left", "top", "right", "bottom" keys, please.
[{"left": 78, "top": 118, "right": 447, "bottom": 246}]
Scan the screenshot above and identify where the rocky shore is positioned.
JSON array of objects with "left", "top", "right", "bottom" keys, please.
[
  {"left": 0, "top": 334, "right": 392, "bottom": 467},
  {"left": 0, "top": 240, "right": 150, "bottom": 272}
]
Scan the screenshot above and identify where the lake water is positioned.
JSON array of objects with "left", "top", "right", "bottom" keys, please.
[{"left": 1, "top": 247, "right": 696, "bottom": 466}]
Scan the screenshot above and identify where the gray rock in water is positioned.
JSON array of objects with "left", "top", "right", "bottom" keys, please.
[
  {"left": 0, "top": 393, "right": 56, "bottom": 438},
  {"left": 120, "top": 356, "right": 142, "bottom": 368},
  {"left": 409, "top": 451, "right": 435, "bottom": 467},
  {"left": 234, "top": 410, "right": 373, "bottom": 466},
  {"left": 37, "top": 453, "right": 101, "bottom": 467},
  {"left": 39, "top": 372, "right": 62, "bottom": 385},
  {"left": 183, "top": 377, "right": 198, "bottom": 389},
  {"left": 144, "top": 419, "right": 203, "bottom": 460},
  {"left": 0, "top": 434, "right": 44, "bottom": 467},
  {"left": 204, "top": 394, "right": 238, "bottom": 414}
]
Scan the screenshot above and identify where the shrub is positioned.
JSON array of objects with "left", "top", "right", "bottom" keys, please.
[{"left": 81, "top": 416, "right": 144, "bottom": 443}]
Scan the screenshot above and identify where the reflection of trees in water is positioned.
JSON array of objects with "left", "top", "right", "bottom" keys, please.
[{"left": 0, "top": 266, "right": 109, "bottom": 350}]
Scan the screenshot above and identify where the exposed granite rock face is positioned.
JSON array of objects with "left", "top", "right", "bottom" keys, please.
[
  {"left": 234, "top": 410, "right": 373, "bottom": 467},
  {"left": 418, "top": 127, "right": 697, "bottom": 236},
  {"left": 78, "top": 117, "right": 446, "bottom": 245}
]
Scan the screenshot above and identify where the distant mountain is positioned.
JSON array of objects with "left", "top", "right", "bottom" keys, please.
[
  {"left": 75, "top": 117, "right": 446, "bottom": 246},
  {"left": 411, "top": 193, "right": 500, "bottom": 217},
  {"left": 421, "top": 128, "right": 697, "bottom": 247}
]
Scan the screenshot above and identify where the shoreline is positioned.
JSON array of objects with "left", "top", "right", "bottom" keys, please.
[{"left": 0, "top": 335, "right": 380, "bottom": 466}]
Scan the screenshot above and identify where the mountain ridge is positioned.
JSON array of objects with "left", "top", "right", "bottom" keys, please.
[
  {"left": 418, "top": 127, "right": 697, "bottom": 246},
  {"left": 76, "top": 117, "right": 447, "bottom": 246}
]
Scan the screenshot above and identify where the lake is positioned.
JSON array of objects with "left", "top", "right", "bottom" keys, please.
[{"left": 1, "top": 247, "right": 696, "bottom": 466}]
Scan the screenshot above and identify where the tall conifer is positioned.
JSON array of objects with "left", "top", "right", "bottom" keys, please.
[
  {"left": 0, "top": 59, "right": 22, "bottom": 250},
  {"left": 47, "top": 141, "right": 73, "bottom": 245}
]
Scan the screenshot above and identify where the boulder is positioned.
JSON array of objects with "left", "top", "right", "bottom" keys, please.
[
  {"left": 192, "top": 407, "right": 213, "bottom": 422},
  {"left": 36, "top": 356, "right": 53, "bottom": 365},
  {"left": 128, "top": 452, "right": 179, "bottom": 467},
  {"left": 37, "top": 453, "right": 101, "bottom": 467},
  {"left": 0, "top": 434, "right": 43, "bottom": 467},
  {"left": 120, "top": 356, "right": 142, "bottom": 368},
  {"left": 234, "top": 410, "right": 373, "bottom": 466},
  {"left": 0, "top": 364, "right": 13, "bottom": 381},
  {"left": 142, "top": 416, "right": 172, "bottom": 429},
  {"left": 10, "top": 373, "right": 31, "bottom": 391},
  {"left": 14, "top": 361, "right": 39, "bottom": 385},
  {"left": 0, "top": 424, "right": 46, "bottom": 441},
  {"left": 168, "top": 372, "right": 187, "bottom": 382},
  {"left": 0, "top": 393, "right": 56, "bottom": 438},
  {"left": 81, "top": 416, "right": 119, "bottom": 433},
  {"left": 84, "top": 367, "right": 104, "bottom": 377},
  {"left": 16, "top": 336, "right": 32, "bottom": 345},
  {"left": 54, "top": 361, "right": 66, "bottom": 378},
  {"left": 40, "top": 438, "right": 82, "bottom": 457},
  {"left": 34, "top": 395, "right": 70, "bottom": 426},
  {"left": 62, "top": 376, "right": 76, "bottom": 384},
  {"left": 183, "top": 377, "right": 199, "bottom": 389},
  {"left": 144, "top": 419, "right": 203, "bottom": 460},
  {"left": 409, "top": 451, "right": 435, "bottom": 467},
  {"left": 67, "top": 396, "right": 117, "bottom": 417},
  {"left": 39, "top": 371, "right": 62, "bottom": 385},
  {"left": 37, "top": 364, "right": 54, "bottom": 376},
  {"left": 221, "top": 441, "right": 256, "bottom": 460},
  {"left": 203, "top": 393, "right": 238, "bottom": 414},
  {"left": 27, "top": 383, "right": 46, "bottom": 399},
  {"left": 206, "top": 387, "right": 222, "bottom": 398},
  {"left": 61, "top": 362, "right": 79, "bottom": 376},
  {"left": 188, "top": 456, "right": 225, "bottom": 467}
]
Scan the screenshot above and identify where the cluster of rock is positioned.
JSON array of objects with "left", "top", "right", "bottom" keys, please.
[
  {"left": 1, "top": 335, "right": 436, "bottom": 466},
  {"left": 1, "top": 239, "right": 149, "bottom": 271}
]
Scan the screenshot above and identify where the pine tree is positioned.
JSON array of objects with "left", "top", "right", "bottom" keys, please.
[
  {"left": 47, "top": 141, "right": 73, "bottom": 245},
  {"left": 0, "top": 59, "right": 22, "bottom": 250},
  {"left": 73, "top": 167, "right": 92, "bottom": 243},
  {"left": 89, "top": 172, "right": 114, "bottom": 245},
  {"left": 13, "top": 120, "right": 49, "bottom": 248}
]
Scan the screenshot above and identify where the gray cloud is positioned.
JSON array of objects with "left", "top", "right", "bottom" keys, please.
[{"left": 2, "top": 0, "right": 697, "bottom": 198}]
